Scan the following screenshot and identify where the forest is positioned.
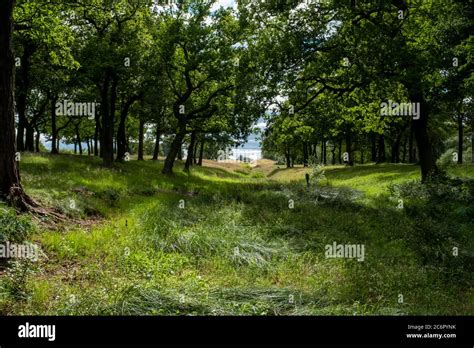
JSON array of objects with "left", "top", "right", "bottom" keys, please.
[{"left": 0, "top": 0, "right": 472, "bottom": 316}]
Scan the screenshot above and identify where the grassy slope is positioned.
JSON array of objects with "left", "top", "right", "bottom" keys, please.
[{"left": 0, "top": 153, "right": 472, "bottom": 315}]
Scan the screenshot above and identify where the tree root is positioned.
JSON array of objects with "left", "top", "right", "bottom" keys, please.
[{"left": 8, "top": 185, "right": 67, "bottom": 225}]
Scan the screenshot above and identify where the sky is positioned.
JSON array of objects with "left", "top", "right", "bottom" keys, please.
[{"left": 212, "top": 0, "right": 236, "bottom": 11}]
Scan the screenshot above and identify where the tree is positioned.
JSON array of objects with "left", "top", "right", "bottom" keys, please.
[
  {"left": 156, "top": 2, "right": 241, "bottom": 175},
  {"left": 13, "top": 0, "right": 77, "bottom": 152},
  {"left": 250, "top": 0, "right": 471, "bottom": 180},
  {"left": 74, "top": 0, "right": 145, "bottom": 166},
  {"left": 0, "top": 0, "right": 37, "bottom": 211}
]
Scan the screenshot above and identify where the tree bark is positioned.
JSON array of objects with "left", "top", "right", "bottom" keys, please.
[
  {"left": 338, "top": 140, "right": 342, "bottom": 164},
  {"left": 285, "top": 144, "right": 291, "bottom": 168},
  {"left": 117, "top": 95, "right": 140, "bottom": 162},
  {"left": 100, "top": 71, "right": 115, "bottom": 166},
  {"left": 0, "top": 0, "right": 37, "bottom": 210},
  {"left": 193, "top": 138, "right": 199, "bottom": 164},
  {"left": 323, "top": 140, "right": 327, "bottom": 165},
  {"left": 412, "top": 111, "right": 438, "bottom": 178},
  {"left": 25, "top": 125, "right": 34, "bottom": 152},
  {"left": 152, "top": 125, "right": 161, "bottom": 161},
  {"left": 138, "top": 118, "right": 145, "bottom": 161},
  {"left": 408, "top": 90, "right": 438, "bottom": 180},
  {"left": 371, "top": 133, "right": 377, "bottom": 162},
  {"left": 402, "top": 133, "right": 407, "bottom": 163},
  {"left": 346, "top": 132, "right": 354, "bottom": 166},
  {"left": 408, "top": 123, "right": 414, "bottom": 163},
  {"left": 471, "top": 131, "right": 474, "bottom": 163},
  {"left": 391, "top": 134, "right": 402, "bottom": 163},
  {"left": 184, "top": 131, "right": 197, "bottom": 172},
  {"left": 51, "top": 96, "right": 59, "bottom": 154},
  {"left": 35, "top": 128, "right": 40, "bottom": 153},
  {"left": 198, "top": 136, "right": 205, "bottom": 166},
  {"left": 16, "top": 40, "right": 35, "bottom": 152},
  {"left": 377, "top": 134, "right": 386, "bottom": 163},
  {"left": 75, "top": 123, "right": 83, "bottom": 155},
  {"left": 331, "top": 141, "right": 336, "bottom": 165},
  {"left": 303, "top": 142, "right": 309, "bottom": 167},
  {"left": 457, "top": 115, "right": 463, "bottom": 164},
  {"left": 94, "top": 112, "right": 100, "bottom": 157},
  {"left": 162, "top": 119, "right": 186, "bottom": 175},
  {"left": 177, "top": 143, "right": 183, "bottom": 160}
]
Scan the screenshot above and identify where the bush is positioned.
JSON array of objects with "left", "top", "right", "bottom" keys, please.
[
  {"left": 0, "top": 209, "right": 35, "bottom": 244},
  {"left": 388, "top": 176, "right": 474, "bottom": 281},
  {"left": 97, "top": 188, "right": 122, "bottom": 206}
]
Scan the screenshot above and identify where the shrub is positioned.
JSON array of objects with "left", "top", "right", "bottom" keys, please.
[{"left": 0, "top": 209, "right": 35, "bottom": 244}]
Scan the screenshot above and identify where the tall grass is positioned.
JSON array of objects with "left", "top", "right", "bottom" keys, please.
[{"left": 0, "top": 154, "right": 472, "bottom": 315}]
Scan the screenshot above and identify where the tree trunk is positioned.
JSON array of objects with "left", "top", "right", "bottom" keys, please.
[
  {"left": 35, "top": 128, "right": 40, "bottom": 153},
  {"left": 17, "top": 121, "right": 25, "bottom": 152},
  {"left": 377, "top": 134, "right": 386, "bottom": 163},
  {"left": 116, "top": 107, "right": 127, "bottom": 161},
  {"left": 391, "top": 134, "right": 402, "bottom": 163},
  {"left": 303, "top": 142, "right": 309, "bottom": 167},
  {"left": 193, "top": 138, "right": 199, "bottom": 164},
  {"left": 177, "top": 143, "right": 183, "bottom": 160},
  {"left": 100, "top": 72, "right": 115, "bottom": 166},
  {"left": 117, "top": 96, "right": 140, "bottom": 162},
  {"left": 471, "top": 131, "right": 474, "bottom": 163},
  {"left": 371, "top": 133, "right": 377, "bottom": 162},
  {"left": 138, "top": 118, "right": 145, "bottom": 161},
  {"left": 184, "top": 131, "right": 197, "bottom": 172},
  {"left": 94, "top": 112, "right": 100, "bottom": 157},
  {"left": 402, "top": 134, "right": 408, "bottom": 163},
  {"left": 75, "top": 124, "right": 82, "bottom": 155},
  {"left": 408, "top": 123, "right": 414, "bottom": 163},
  {"left": 0, "top": 0, "right": 37, "bottom": 210},
  {"left": 457, "top": 116, "right": 463, "bottom": 164},
  {"left": 323, "top": 140, "right": 327, "bottom": 165},
  {"left": 198, "top": 136, "right": 205, "bottom": 166},
  {"left": 16, "top": 41, "right": 35, "bottom": 152},
  {"left": 409, "top": 91, "right": 438, "bottom": 180},
  {"left": 320, "top": 140, "right": 324, "bottom": 164},
  {"left": 162, "top": 120, "right": 186, "bottom": 175},
  {"left": 51, "top": 96, "right": 59, "bottom": 154},
  {"left": 25, "top": 125, "right": 35, "bottom": 152},
  {"left": 331, "top": 141, "right": 336, "bottom": 165},
  {"left": 346, "top": 132, "right": 354, "bottom": 166},
  {"left": 152, "top": 126, "right": 161, "bottom": 161},
  {"left": 337, "top": 140, "right": 342, "bottom": 164},
  {"left": 285, "top": 144, "right": 291, "bottom": 168},
  {"left": 87, "top": 138, "right": 91, "bottom": 156}
]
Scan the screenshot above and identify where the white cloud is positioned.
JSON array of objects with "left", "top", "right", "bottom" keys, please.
[{"left": 211, "top": 0, "right": 236, "bottom": 11}]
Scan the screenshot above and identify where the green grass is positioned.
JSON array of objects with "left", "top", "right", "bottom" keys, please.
[{"left": 0, "top": 153, "right": 472, "bottom": 315}]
